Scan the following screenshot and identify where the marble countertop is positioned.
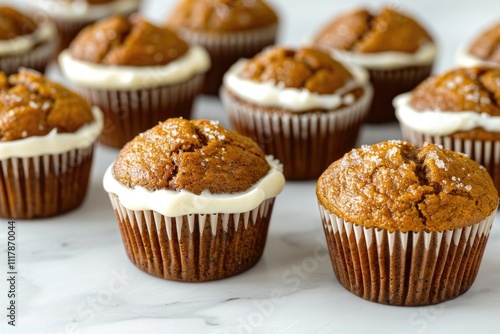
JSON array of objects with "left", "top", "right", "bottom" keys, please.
[{"left": 2, "top": 0, "right": 500, "bottom": 333}]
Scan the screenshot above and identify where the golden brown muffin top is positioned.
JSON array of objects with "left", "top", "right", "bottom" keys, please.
[
  {"left": 0, "top": 70, "right": 95, "bottom": 142},
  {"left": 113, "top": 118, "right": 271, "bottom": 194},
  {"left": 239, "top": 47, "right": 355, "bottom": 94},
  {"left": 317, "top": 141, "right": 498, "bottom": 233},
  {"left": 60, "top": 0, "right": 117, "bottom": 4},
  {"left": 313, "top": 7, "right": 432, "bottom": 53},
  {"left": 0, "top": 6, "right": 37, "bottom": 40},
  {"left": 410, "top": 67, "right": 500, "bottom": 115},
  {"left": 468, "top": 22, "right": 500, "bottom": 63},
  {"left": 69, "top": 15, "right": 188, "bottom": 66},
  {"left": 167, "top": 0, "right": 278, "bottom": 32}
]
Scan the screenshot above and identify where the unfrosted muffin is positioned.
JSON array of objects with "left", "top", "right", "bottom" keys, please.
[
  {"left": 59, "top": 14, "right": 210, "bottom": 148},
  {"left": 31, "top": 0, "right": 140, "bottom": 54},
  {"left": 456, "top": 21, "right": 500, "bottom": 67},
  {"left": 395, "top": 67, "right": 500, "bottom": 193},
  {"left": 221, "top": 46, "right": 372, "bottom": 179},
  {"left": 317, "top": 141, "right": 498, "bottom": 305},
  {"left": 167, "top": 0, "right": 278, "bottom": 95},
  {"left": 0, "top": 6, "right": 57, "bottom": 75},
  {"left": 312, "top": 7, "right": 436, "bottom": 123},
  {"left": 0, "top": 69, "right": 103, "bottom": 219},
  {"left": 103, "top": 118, "right": 285, "bottom": 281}
]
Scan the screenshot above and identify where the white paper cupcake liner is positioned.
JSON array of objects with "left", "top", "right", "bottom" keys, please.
[
  {"left": 108, "top": 195, "right": 276, "bottom": 282},
  {"left": 318, "top": 203, "right": 496, "bottom": 305},
  {"left": 222, "top": 86, "right": 373, "bottom": 179},
  {"left": 0, "top": 36, "right": 58, "bottom": 75},
  {"left": 0, "top": 146, "right": 94, "bottom": 219}
]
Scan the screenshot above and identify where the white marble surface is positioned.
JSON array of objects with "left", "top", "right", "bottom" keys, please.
[{"left": 2, "top": 0, "right": 500, "bottom": 333}]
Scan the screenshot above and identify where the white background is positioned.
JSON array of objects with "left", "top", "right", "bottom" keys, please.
[{"left": 1, "top": 0, "right": 500, "bottom": 333}]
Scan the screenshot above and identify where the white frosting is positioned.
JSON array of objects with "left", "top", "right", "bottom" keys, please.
[
  {"left": 0, "top": 107, "right": 103, "bottom": 159},
  {"left": 455, "top": 44, "right": 500, "bottom": 68},
  {"left": 223, "top": 58, "right": 370, "bottom": 111},
  {"left": 58, "top": 45, "right": 211, "bottom": 90},
  {"left": 103, "top": 156, "right": 286, "bottom": 216},
  {"left": 34, "top": 0, "right": 140, "bottom": 20},
  {"left": 395, "top": 93, "right": 500, "bottom": 136},
  {"left": 0, "top": 23, "right": 55, "bottom": 56},
  {"left": 331, "top": 43, "right": 437, "bottom": 70}
]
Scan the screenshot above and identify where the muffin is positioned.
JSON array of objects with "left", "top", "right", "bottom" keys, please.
[
  {"left": 59, "top": 15, "right": 210, "bottom": 148},
  {"left": 221, "top": 46, "right": 373, "bottom": 180},
  {"left": 31, "top": 0, "right": 141, "bottom": 54},
  {"left": 0, "top": 6, "right": 58, "bottom": 75},
  {"left": 456, "top": 21, "right": 500, "bottom": 67},
  {"left": 312, "top": 7, "right": 436, "bottom": 123},
  {"left": 167, "top": 0, "right": 278, "bottom": 95},
  {"left": 103, "top": 118, "right": 285, "bottom": 281},
  {"left": 0, "top": 69, "right": 103, "bottom": 219},
  {"left": 395, "top": 67, "right": 500, "bottom": 193},
  {"left": 317, "top": 141, "right": 498, "bottom": 305}
]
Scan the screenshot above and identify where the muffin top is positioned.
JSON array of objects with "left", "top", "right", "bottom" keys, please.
[
  {"left": 0, "top": 70, "right": 95, "bottom": 142},
  {"left": 238, "top": 47, "right": 355, "bottom": 94},
  {"left": 317, "top": 141, "right": 498, "bottom": 233},
  {"left": 409, "top": 67, "right": 500, "bottom": 115},
  {"left": 313, "top": 7, "right": 432, "bottom": 53},
  {"left": 0, "top": 6, "right": 37, "bottom": 40},
  {"left": 60, "top": 0, "right": 117, "bottom": 4},
  {"left": 69, "top": 15, "right": 189, "bottom": 66},
  {"left": 468, "top": 22, "right": 500, "bottom": 63},
  {"left": 113, "top": 118, "right": 271, "bottom": 195},
  {"left": 168, "top": 0, "right": 278, "bottom": 32}
]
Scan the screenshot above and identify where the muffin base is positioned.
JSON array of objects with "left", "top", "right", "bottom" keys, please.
[
  {"left": 176, "top": 24, "right": 277, "bottom": 95},
  {"left": 319, "top": 204, "right": 496, "bottom": 306},
  {"left": 0, "top": 37, "right": 58, "bottom": 76},
  {"left": 75, "top": 74, "right": 203, "bottom": 149},
  {"left": 0, "top": 146, "right": 94, "bottom": 219},
  {"left": 222, "top": 87, "right": 372, "bottom": 180},
  {"left": 109, "top": 195, "right": 275, "bottom": 282}
]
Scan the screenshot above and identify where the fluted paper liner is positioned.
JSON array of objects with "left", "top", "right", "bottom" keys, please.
[
  {"left": 222, "top": 86, "right": 372, "bottom": 180},
  {"left": 109, "top": 195, "right": 275, "bottom": 282},
  {"left": 318, "top": 203, "right": 495, "bottom": 306},
  {"left": 0, "top": 37, "right": 58, "bottom": 75},
  {"left": 401, "top": 124, "right": 500, "bottom": 193},
  {"left": 177, "top": 24, "right": 277, "bottom": 95},
  {"left": 75, "top": 74, "right": 203, "bottom": 148},
  {"left": 0, "top": 147, "right": 94, "bottom": 219}
]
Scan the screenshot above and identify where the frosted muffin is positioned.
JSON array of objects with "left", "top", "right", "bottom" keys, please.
[
  {"left": 221, "top": 46, "right": 372, "bottom": 180},
  {"left": 59, "top": 15, "right": 210, "bottom": 148},
  {"left": 31, "top": 0, "right": 140, "bottom": 54},
  {"left": 0, "top": 6, "right": 57, "bottom": 75},
  {"left": 0, "top": 69, "right": 103, "bottom": 219},
  {"left": 103, "top": 118, "right": 285, "bottom": 281},
  {"left": 456, "top": 21, "right": 500, "bottom": 67},
  {"left": 395, "top": 67, "right": 500, "bottom": 193},
  {"left": 317, "top": 141, "right": 498, "bottom": 305},
  {"left": 167, "top": 0, "right": 278, "bottom": 95},
  {"left": 312, "top": 7, "right": 436, "bottom": 123}
]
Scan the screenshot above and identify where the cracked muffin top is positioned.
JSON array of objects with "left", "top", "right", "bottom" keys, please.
[
  {"left": 167, "top": 0, "right": 278, "bottom": 32},
  {"left": 0, "top": 6, "right": 37, "bottom": 40},
  {"left": 69, "top": 15, "right": 189, "bottom": 66},
  {"left": 468, "top": 22, "right": 500, "bottom": 63},
  {"left": 113, "top": 118, "right": 271, "bottom": 194},
  {"left": 410, "top": 67, "right": 500, "bottom": 115},
  {"left": 317, "top": 141, "right": 498, "bottom": 232},
  {"left": 238, "top": 47, "right": 356, "bottom": 94},
  {"left": 313, "top": 7, "right": 432, "bottom": 53},
  {"left": 0, "top": 70, "right": 94, "bottom": 142}
]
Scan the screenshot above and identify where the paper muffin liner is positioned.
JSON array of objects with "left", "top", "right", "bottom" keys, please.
[
  {"left": 318, "top": 203, "right": 496, "bottom": 306},
  {"left": 401, "top": 124, "right": 500, "bottom": 193},
  {"left": 0, "top": 37, "right": 58, "bottom": 75},
  {"left": 108, "top": 194, "right": 275, "bottom": 282},
  {"left": 0, "top": 146, "right": 94, "bottom": 219},
  {"left": 74, "top": 74, "right": 204, "bottom": 149},
  {"left": 365, "top": 65, "right": 432, "bottom": 123},
  {"left": 176, "top": 24, "right": 277, "bottom": 95},
  {"left": 221, "top": 87, "right": 372, "bottom": 180}
]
